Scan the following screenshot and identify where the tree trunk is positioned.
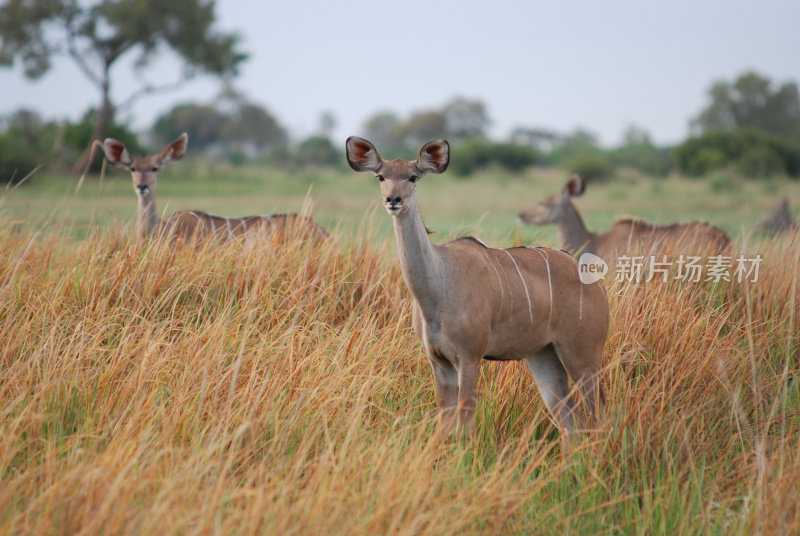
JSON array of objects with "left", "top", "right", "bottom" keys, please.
[{"left": 72, "top": 91, "right": 114, "bottom": 174}]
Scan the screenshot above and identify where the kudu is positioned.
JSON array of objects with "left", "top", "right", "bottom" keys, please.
[
  {"left": 756, "top": 197, "right": 797, "bottom": 234},
  {"left": 346, "top": 136, "right": 609, "bottom": 439},
  {"left": 518, "top": 174, "right": 731, "bottom": 262},
  {"left": 103, "top": 133, "right": 328, "bottom": 244}
]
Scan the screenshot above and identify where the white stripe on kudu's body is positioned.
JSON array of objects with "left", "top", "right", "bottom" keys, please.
[
  {"left": 102, "top": 133, "right": 328, "bottom": 244},
  {"left": 346, "top": 136, "right": 609, "bottom": 440}
]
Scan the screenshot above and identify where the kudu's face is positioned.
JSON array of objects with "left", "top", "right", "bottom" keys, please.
[
  {"left": 518, "top": 192, "right": 571, "bottom": 224},
  {"left": 126, "top": 156, "right": 162, "bottom": 198},
  {"left": 518, "top": 174, "right": 586, "bottom": 225},
  {"left": 375, "top": 160, "right": 422, "bottom": 215},
  {"left": 345, "top": 137, "right": 450, "bottom": 216},
  {"left": 103, "top": 133, "right": 188, "bottom": 199}
]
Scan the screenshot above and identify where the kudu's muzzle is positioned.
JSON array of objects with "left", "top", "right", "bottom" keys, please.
[{"left": 385, "top": 195, "right": 403, "bottom": 215}]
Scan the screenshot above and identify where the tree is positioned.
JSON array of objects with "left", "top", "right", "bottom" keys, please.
[
  {"left": 151, "top": 103, "right": 226, "bottom": 150},
  {"left": 442, "top": 97, "right": 489, "bottom": 141},
  {"left": 403, "top": 110, "right": 447, "bottom": 147},
  {"left": 362, "top": 97, "right": 491, "bottom": 150},
  {"left": 510, "top": 127, "right": 561, "bottom": 152},
  {"left": 0, "top": 0, "right": 247, "bottom": 170},
  {"left": 318, "top": 111, "right": 336, "bottom": 137},
  {"left": 296, "top": 136, "right": 339, "bottom": 167},
  {"left": 621, "top": 124, "right": 652, "bottom": 146},
  {"left": 221, "top": 104, "right": 287, "bottom": 151},
  {"left": 363, "top": 111, "right": 403, "bottom": 149},
  {"left": 674, "top": 128, "right": 800, "bottom": 178},
  {"left": 692, "top": 71, "right": 800, "bottom": 140},
  {"left": 151, "top": 98, "right": 287, "bottom": 155}
]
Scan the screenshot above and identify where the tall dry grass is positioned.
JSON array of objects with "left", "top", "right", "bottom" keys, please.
[{"left": 0, "top": 218, "right": 798, "bottom": 534}]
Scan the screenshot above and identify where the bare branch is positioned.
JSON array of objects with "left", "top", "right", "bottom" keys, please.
[
  {"left": 117, "top": 68, "right": 196, "bottom": 112},
  {"left": 65, "top": 20, "right": 103, "bottom": 91}
]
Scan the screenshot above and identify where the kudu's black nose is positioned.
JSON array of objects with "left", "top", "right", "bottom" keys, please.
[
  {"left": 386, "top": 195, "right": 401, "bottom": 205},
  {"left": 136, "top": 184, "right": 148, "bottom": 193}
]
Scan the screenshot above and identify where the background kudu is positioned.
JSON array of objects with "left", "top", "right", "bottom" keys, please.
[
  {"left": 518, "top": 175, "right": 732, "bottom": 263},
  {"left": 346, "top": 136, "right": 609, "bottom": 440},
  {"left": 102, "top": 133, "right": 328, "bottom": 244},
  {"left": 756, "top": 197, "right": 797, "bottom": 234}
]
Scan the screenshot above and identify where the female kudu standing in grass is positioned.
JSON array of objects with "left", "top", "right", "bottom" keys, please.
[
  {"left": 518, "top": 174, "right": 731, "bottom": 262},
  {"left": 346, "top": 137, "right": 609, "bottom": 439},
  {"left": 103, "top": 133, "right": 328, "bottom": 243}
]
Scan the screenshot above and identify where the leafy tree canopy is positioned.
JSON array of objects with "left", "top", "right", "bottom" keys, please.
[
  {"left": 692, "top": 70, "right": 800, "bottom": 140},
  {"left": 152, "top": 97, "right": 287, "bottom": 154},
  {"left": 362, "top": 97, "right": 490, "bottom": 151},
  {"left": 0, "top": 0, "right": 247, "bottom": 168}
]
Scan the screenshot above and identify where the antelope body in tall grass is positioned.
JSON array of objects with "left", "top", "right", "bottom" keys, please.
[
  {"left": 102, "top": 133, "right": 328, "bottom": 243},
  {"left": 518, "top": 175, "right": 731, "bottom": 262},
  {"left": 756, "top": 197, "right": 797, "bottom": 234},
  {"left": 346, "top": 136, "right": 609, "bottom": 439}
]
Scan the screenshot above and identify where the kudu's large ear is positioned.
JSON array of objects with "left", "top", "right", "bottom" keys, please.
[
  {"left": 417, "top": 139, "right": 450, "bottom": 175},
  {"left": 346, "top": 136, "right": 383, "bottom": 173},
  {"left": 103, "top": 138, "right": 133, "bottom": 167},
  {"left": 564, "top": 174, "right": 586, "bottom": 197},
  {"left": 157, "top": 132, "right": 188, "bottom": 164}
]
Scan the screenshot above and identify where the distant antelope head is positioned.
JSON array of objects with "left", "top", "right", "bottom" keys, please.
[
  {"left": 104, "top": 133, "right": 188, "bottom": 200},
  {"left": 345, "top": 136, "right": 449, "bottom": 216},
  {"left": 518, "top": 174, "right": 585, "bottom": 225}
]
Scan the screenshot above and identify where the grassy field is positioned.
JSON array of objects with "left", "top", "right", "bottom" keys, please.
[
  {"left": 4, "top": 160, "right": 800, "bottom": 244},
  {"left": 1, "top": 164, "right": 799, "bottom": 534}
]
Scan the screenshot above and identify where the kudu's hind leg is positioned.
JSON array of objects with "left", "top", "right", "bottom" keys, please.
[
  {"left": 524, "top": 345, "right": 576, "bottom": 434},
  {"left": 552, "top": 340, "right": 604, "bottom": 427},
  {"left": 456, "top": 359, "right": 479, "bottom": 438}
]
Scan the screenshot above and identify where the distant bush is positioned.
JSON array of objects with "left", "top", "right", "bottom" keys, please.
[
  {"left": 567, "top": 152, "right": 614, "bottom": 181},
  {"left": 63, "top": 109, "right": 143, "bottom": 172},
  {"left": 708, "top": 172, "right": 739, "bottom": 192},
  {"left": 736, "top": 146, "right": 784, "bottom": 178},
  {"left": 0, "top": 132, "right": 41, "bottom": 183},
  {"left": 609, "top": 143, "right": 672, "bottom": 177},
  {"left": 673, "top": 128, "right": 800, "bottom": 179},
  {"left": 449, "top": 139, "right": 540, "bottom": 176},
  {"left": 259, "top": 137, "right": 341, "bottom": 169},
  {"left": 0, "top": 107, "right": 144, "bottom": 181},
  {"left": 262, "top": 143, "right": 294, "bottom": 167},
  {"left": 226, "top": 149, "right": 248, "bottom": 167},
  {"left": 296, "top": 136, "right": 340, "bottom": 167}
]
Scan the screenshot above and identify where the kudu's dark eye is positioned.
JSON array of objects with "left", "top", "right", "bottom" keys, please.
[
  {"left": 151, "top": 167, "right": 158, "bottom": 172},
  {"left": 130, "top": 167, "right": 136, "bottom": 172},
  {"left": 376, "top": 175, "right": 385, "bottom": 182},
  {"left": 408, "top": 175, "right": 418, "bottom": 183}
]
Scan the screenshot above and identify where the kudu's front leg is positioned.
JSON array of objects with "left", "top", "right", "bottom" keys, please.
[{"left": 430, "top": 359, "right": 459, "bottom": 437}]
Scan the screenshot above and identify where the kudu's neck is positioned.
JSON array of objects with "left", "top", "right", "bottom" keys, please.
[
  {"left": 557, "top": 200, "right": 596, "bottom": 255},
  {"left": 391, "top": 195, "right": 445, "bottom": 312},
  {"left": 137, "top": 193, "right": 160, "bottom": 241}
]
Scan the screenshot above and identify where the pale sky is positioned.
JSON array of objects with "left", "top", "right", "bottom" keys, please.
[{"left": 1, "top": 0, "right": 799, "bottom": 147}]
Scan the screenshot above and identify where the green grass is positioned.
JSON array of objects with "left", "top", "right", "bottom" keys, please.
[{"left": 4, "top": 162, "right": 798, "bottom": 246}]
